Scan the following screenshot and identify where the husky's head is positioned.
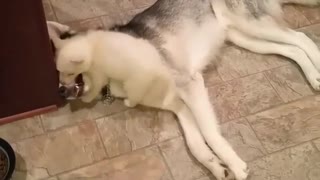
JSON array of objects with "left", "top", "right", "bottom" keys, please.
[{"left": 47, "top": 21, "right": 93, "bottom": 99}]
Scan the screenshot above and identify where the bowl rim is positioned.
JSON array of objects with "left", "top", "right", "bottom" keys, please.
[{"left": 0, "top": 138, "right": 16, "bottom": 180}]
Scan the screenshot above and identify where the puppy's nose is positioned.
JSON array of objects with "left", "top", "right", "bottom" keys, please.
[{"left": 58, "top": 86, "right": 69, "bottom": 98}]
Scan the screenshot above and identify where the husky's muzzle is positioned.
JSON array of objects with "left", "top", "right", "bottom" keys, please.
[{"left": 58, "top": 74, "right": 85, "bottom": 99}]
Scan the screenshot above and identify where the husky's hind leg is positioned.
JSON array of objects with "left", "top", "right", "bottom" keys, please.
[
  {"left": 281, "top": 0, "right": 320, "bottom": 6},
  {"left": 227, "top": 28, "right": 320, "bottom": 90},
  {"left": 177, "top": 74, "right": 248, "bottom": 180},
  {"left": 172, "top": 103, "right": 236, "bottom": 180},
  {"left": 233, "top": 17, "right": 320, "bottom": 72}
]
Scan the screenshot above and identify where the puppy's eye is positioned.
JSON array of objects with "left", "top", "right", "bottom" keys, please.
[{"left": 67, "top": 73, "right": 75, "bottom": 76}]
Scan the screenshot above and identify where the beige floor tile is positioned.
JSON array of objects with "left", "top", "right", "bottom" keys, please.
[
  {"left": 196, "top": 176, "right": 212, "bottom": 180},
  {"left": 59, "top": 146, "right": 172, "bottom": 180},
  {"left": 313, "top": 138, "right": 320, "bottom": 151},
  {"left": 66, "top": 18, "right": 104, "bottom": 31},
  {"left": 248, "top": 143, "right": 320, "bottom": 180},
  {"left": 209, "top": 73, "right": 282, "bottom": 122},
  {"left": 12, "top": 121, "right": 106, "bottom": 178},
  {"left": 296, "top": 6, "right": 320, "bottom": 24},
  {"left": 41, "top": 99, "right": 127, "bottom": 131},
  {"left": 216, "top": 46, "right": 288, "bottom": 81},
  {"left": 0, "top": 116, "right": 43, "bottom": 142},
  {"left": 50, "top": 0, "right": 119, "bottom": 23},
  {"left": 264, "top": 64, "right": 314, "bottom": 102},
  {"left": 132, "top": 0, "right": 157, "bottom": 8},
  {"left": 89, "top": 100, "right": 129, "bottom": 120},
  {"left": 96, "top": 108, "right": 181, "bottom": 157},
  {"left": 100, "top": 14, "right": 130, "bottom": 29},
  {"left": 221, "top": 119, "right": 266, "bottom": 161},
  {"left": 45, "top": 177, "right": 59, "bottom": 180},
  {"left": 42, "top": 0, "right": 56, "bottom": 21},
  {"left": 41, "top": 101, "right": 90, "bottom": 131},
  {"left": 159, "top": 137, "right": 209, "bottom": 180},
  {"left": 203, "top": 63, "right": 223, "bottom": 87},
  {"left": 100, "top": 7, "right": 149, "bottom": 29},
  {"left": 118, "top": 0, "right": 136, "bottom": 10},
  {"left": 13, "top": 170, "right": 59, "bottom": 180},
  {"left": 282, "top": 5, "right": 311, "bottom": 29},
  {"left": 247, "top": 95, "right": 320, "bottom": 153}
]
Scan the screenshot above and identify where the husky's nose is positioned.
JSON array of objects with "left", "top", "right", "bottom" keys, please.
[{"left": 58, "top": 86, "right": 69, "bottom": 98}]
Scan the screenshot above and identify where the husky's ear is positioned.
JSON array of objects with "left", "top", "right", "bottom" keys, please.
[{"left": 47, "top": 21, "right": 70, "bottom": 49}]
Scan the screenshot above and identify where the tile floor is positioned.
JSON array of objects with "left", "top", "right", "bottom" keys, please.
[{"left": 1, "top": 0, "right": 320, "bottom": 180}]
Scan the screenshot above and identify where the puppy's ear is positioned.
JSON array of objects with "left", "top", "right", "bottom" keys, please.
[
  {"left": 47, "top": 21, "right": 70, "bottom": 33},
  {"left": 47, "top": 21, "right": 70, "bottom": 49}
]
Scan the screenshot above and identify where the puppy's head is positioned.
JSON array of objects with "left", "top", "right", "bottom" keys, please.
[
  {"left": 56, "top": 37, "right": 93, "bottom": 85},
  {"left": 47, "top": 21, "right": 93, "bottom": 99}
]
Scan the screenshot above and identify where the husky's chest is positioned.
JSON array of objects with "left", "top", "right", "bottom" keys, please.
[{"left": 159, "top": 17, "right": 226, "bottom": 71}]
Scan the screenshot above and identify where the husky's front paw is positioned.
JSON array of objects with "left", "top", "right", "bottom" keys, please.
[
  {"left": 307, "top": 72, "right": 320, "bottom": 91},
  {"left": 124, "top": 99, "right": 137, "bottom": 107},
  {"left": 215, "top": 166, "right": 236, "bottom": 180},
  {"left": 230, "top": 160, "right": 249, "bottom": 180}
]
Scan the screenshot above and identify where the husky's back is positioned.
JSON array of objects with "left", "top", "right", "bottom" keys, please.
[{"left": 118, "top": 0, "right": 224, "bottom": 75}]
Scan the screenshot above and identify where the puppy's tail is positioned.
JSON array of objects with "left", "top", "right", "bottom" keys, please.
[{"left": 281, "top": 0, "right": 320, "bottom": 6}]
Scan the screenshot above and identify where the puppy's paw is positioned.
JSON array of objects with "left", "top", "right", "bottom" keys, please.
[
  {"left": 124, "top": 99, "right": 137, "bottom": 107},
  {"left": 81, "top": 95, "right": 96, "bottom": 103}
]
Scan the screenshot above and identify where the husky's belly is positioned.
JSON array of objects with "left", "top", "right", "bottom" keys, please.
[{"left": 160, "top": 16, "right": 226, "bottom": 73}]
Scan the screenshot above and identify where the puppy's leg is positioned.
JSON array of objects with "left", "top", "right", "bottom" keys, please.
[
  {"left": 81, "top": 73, "right": 106, "bottom": 103},
  {"left": 171, "top": 102, "right": 235, "bottom": 180},
  {"left": 177, "top": 74, "right": 248, "bottom": 180},
  {"left": 235, "top": 19, "right": 320, "bottom": 72},
  {"left": 227, "top": 29, "right": 320, "bottom": 90},
  {"left": 123, "top": 73, "right": 154, "bottom": 107}
]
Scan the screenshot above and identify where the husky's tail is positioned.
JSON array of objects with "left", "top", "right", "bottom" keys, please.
[{"left": 281, "top": 0, "right": 320, "bottom": 6}]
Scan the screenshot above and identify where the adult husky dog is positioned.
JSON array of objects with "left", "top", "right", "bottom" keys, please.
[{"left": 48, "top": 0, "right": 320, "bottom": 179}]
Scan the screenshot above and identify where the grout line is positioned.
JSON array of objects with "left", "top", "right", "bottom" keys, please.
[
  {"left": 54, "top": 138, "right": 181, "bottom": 178},
  {"left": 297, "top": 21, "right": 320, "bottom": 30},
  {"left": 220, "top": 93, "right": 318, "bottom": 126},
  {"left": 291, "top": 6, "right": 312, "bottom": 29},
  {"left": 38, "top": 115, "right": 46, "bottom": 135},
  {"left": 93, "top": 117, "right": 110, "bottom": 158},
  {"left": 48, "top": 0, "right": 59, "bottom": 21},
  {"left": 52, "top": 157, "right": 110, "bottom": 178},
  {"left": 157, "top": 145, "right": 176, "bottom": 180},
  {"left": 208, "top": 63, "right": 290, "bottom": 89},
  {"left": 12, "top": 119, "right": 92, "bottom": 144},
  {"left": 41, "top": 107, "right": 130, "bottom": 134},
  {"left": 243, "top": 117, "right": 269, "bottom": 156},
  {"left": 265, "top": 137, "right": 320, "bottom": 159},
  {"left": 53, "top": 134, "right": 182, "bottom": 177},
  {"left": 248, "top": 139, "right": 320, "bottom": 165},
  {"left": 262, "top": 71, "right": 285, "bottom": 103},
  {"left": 311, "top": 140, "right": 320, "bottom": 152},
  {"left": 55, "top": 4, "right": 151, "bottom": 24}
]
